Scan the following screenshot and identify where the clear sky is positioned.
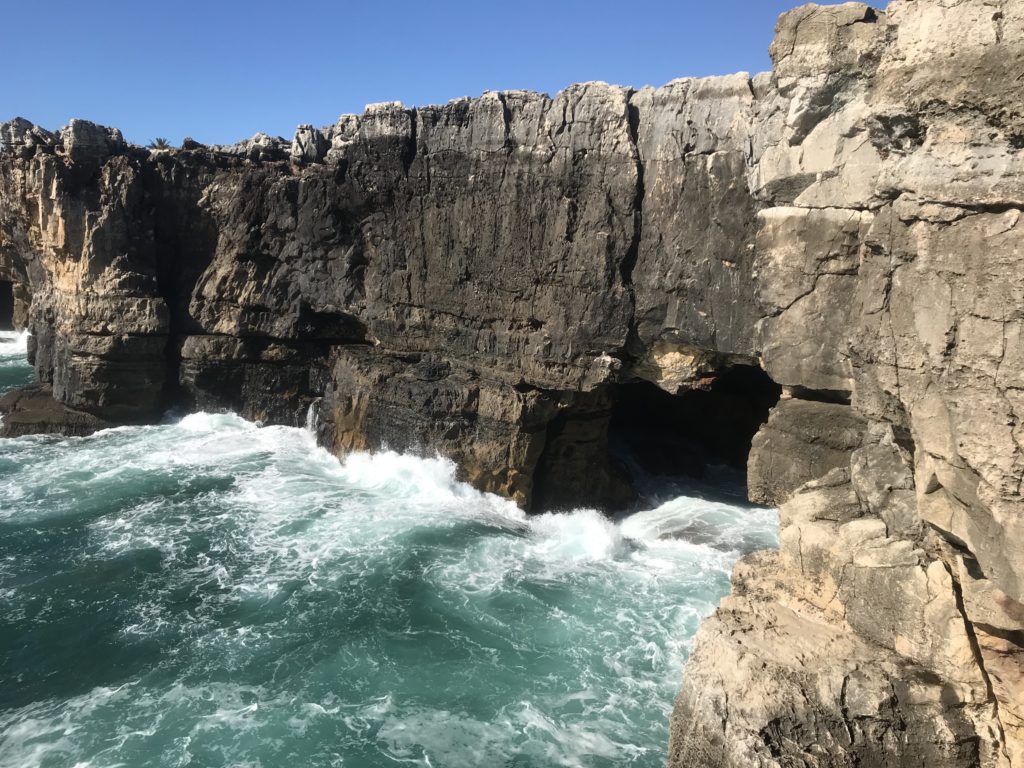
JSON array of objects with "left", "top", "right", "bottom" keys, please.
[{"left": 5, "top": 0, "right": 841, "bottom": 147}]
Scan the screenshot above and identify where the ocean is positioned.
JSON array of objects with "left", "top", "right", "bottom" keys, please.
[{"left": 0, "top": 330, "right": 776, "bottom": 767}]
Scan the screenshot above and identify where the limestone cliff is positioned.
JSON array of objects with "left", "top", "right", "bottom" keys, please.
[
  {"left": 1, "top": 0, "right": 1022, "bottom": 765},
  {"left": 671, "top": 2, "right": 1024, "bottom": 766},
  {"left": 0, "top": 76, "right": 769, "bottom": 507}
]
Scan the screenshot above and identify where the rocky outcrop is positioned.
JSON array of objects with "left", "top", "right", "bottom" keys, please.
[
  {"left": 0, "top": 384, "right": 113, "bottom": 437},
  {"left": 0, "top": 0, "right": 1022, "bottom": 764},
  {"left": 671, "top": 2, "right": 1024, "bottom": 766},
  {"left": 747, "top": 397, "right": 867, "bottom": 505}
]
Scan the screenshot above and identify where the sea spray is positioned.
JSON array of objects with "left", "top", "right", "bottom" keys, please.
[
  {"left": 305, "top": 397, "right": 321, "bottom": 434},
  {"left": 0, "top": 330, "right": 28, "bottom": 355}
]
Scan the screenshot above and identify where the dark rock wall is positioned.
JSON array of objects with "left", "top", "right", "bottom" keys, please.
[
  {"left": 0, "top": 80, "right": 761, "bottom": 510},
  {"left": 0, "top": 280, "right": 13, "bottom": 330}
]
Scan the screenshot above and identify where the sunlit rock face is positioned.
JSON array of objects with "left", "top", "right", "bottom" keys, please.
[
  {"left": 672, "top": 2, "right": 1024, "bottom": 766},
  {"left": 1, "top": 0, "right": 1023, "bottom": 763}
]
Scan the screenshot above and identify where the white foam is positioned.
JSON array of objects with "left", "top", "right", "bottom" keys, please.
[
  {"left": 620, "top": 493, "right": 777, "bottom": 554},
  {"left": 0, "top": 330, "right": 28, "bottom": 357},
  {"left": 336, "top": 450, "right": 484, "bottom": 504},
  {"left": 176, "top": 411, "right": 255, "bottom": 433},
  {"left": 527, "top": 508, "right": 626, "bottom": 564}
]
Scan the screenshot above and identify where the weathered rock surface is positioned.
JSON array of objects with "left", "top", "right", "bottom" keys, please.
[
  {"left": 747, "top": 397, "right": 867, "bottom": 506},
  {"left": 671, "top": 1, "right": 1024, "bottom": 766},
  {"left": 0, "top": 0, "right": 1022, "bottom": 764},
  {"left": 0, "top": 384, "right": 113, "bottom": 437},
  {"left": 0, "top": 79, "right": 765, "bottom": 504}
]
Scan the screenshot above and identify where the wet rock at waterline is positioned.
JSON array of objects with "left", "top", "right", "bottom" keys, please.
[
  {"left": 2, "top": 0, "right": 1024, "bottom": 765},
  {"left": 0, "top": 383, "right": 113, "bottom": 437}
]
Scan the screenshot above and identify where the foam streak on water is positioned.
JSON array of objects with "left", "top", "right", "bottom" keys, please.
[{"left": 0, "top": 348, "right": 777, "bottom": 768}]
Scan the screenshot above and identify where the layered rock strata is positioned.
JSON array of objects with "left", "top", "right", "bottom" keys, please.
[{"left": 1, "top": 0, "right": 1022, "bottom": 764}]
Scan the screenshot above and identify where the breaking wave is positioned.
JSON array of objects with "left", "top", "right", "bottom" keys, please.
[{"left": 0, "top": 348, "right": 777, "bottom": 767}]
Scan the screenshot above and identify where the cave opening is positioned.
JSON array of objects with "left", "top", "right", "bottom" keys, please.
[
  {"left": 609, "top": 365, "right": 782, "bottom": 490},
  {"left": 0, "top": 280, "right": 14, "bottom": 331}
]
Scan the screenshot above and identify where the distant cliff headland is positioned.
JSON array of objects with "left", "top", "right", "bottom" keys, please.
[{"left": 1, "top": 0, "right": 1022, "bottom": 764}]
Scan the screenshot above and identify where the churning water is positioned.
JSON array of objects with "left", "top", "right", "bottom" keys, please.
[
  {"left": 0, "top": 331, "right": 32, "bottom": 394},
  {"left": 0, "top": 331, "right": 777, "bottom": 768}
]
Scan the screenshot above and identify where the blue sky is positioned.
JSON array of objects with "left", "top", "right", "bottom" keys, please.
[{"left": 5, "top": 0, "right": 834, "bottom": 146}]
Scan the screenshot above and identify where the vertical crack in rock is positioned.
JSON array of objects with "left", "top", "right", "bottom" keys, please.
[
  {"left": 620, "top": 91, "right": 645, "bottom": 362},
  {"left": 403, "top": 107, "right": 417, "bottom": 176},
  {"left": 948, "top": 561, "right": 999, "bottom": 706}
]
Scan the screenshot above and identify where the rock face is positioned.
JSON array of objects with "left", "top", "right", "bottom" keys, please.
[
  {"left": 670, "top": 2, "right": 1024, "bottom": 767},
  {"left": 0, "top": 81, "right": 768, "bottom": 509},
  {"left": 1, "top": 0, "right": 1022, "bottom": 764}
]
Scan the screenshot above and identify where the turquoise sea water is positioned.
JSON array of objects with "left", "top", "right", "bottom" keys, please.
[
  {"left": 0, "top": 332, "right": 32, "bottom": 393},
  {"left": 0, "top": 331, "right": 777, "bottom": 768}
]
